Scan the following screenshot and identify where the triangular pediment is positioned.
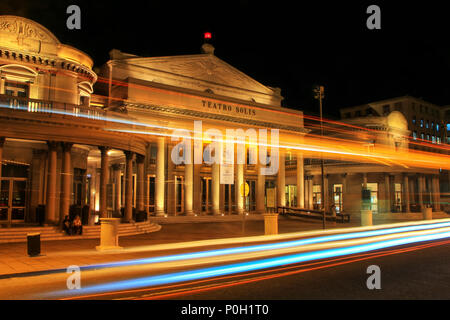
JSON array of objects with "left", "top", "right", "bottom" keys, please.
[{"left": 117, "top": 53, "right": 276, "bottom": 96}]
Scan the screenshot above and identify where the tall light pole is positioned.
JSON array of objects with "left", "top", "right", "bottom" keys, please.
[{"left": 314, "top": 85, "right": 326, "bottom": 230}]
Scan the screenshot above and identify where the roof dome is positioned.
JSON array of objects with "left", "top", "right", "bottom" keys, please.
[
  {"left": 387, "top": 110, "right": 408, "bottom": 130},
  {"left": 0, "top": 15, "right": 93, "bottom": 69}
]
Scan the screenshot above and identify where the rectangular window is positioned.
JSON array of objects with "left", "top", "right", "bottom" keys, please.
[
  {"left": 412, "top": 131, "right": 417, "bottom": 140},
  {"left": 4, "top": 81, "right": 29, "bottom": 98},
  {"left": 312, "top": 185, "right": 321, "bottom": 208},
  {"left": 333, "top": 184, "right": 343, "bottom": 213},
  {"left": 394, "top": 183, "right": 402, "bottom": 212},
  {"left": 362, "top": 183, "right": 378, "bottom": 213}
]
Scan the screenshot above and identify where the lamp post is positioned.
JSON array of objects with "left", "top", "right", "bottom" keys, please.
[{"left": 314, "top": 85, "right": 326, "bottom": 230}]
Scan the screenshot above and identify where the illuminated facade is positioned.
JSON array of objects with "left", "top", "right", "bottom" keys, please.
[
  {"left": 0, "top": 16, "right": 308, "bottom": 227},
  {"left": 310, "top": 96, "right": 450, "bottom": 216},
  {"left": 1, "top": 16, "right": 446, "bottom": 230}
]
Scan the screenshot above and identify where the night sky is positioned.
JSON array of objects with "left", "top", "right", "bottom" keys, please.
[{"left": 2, "top": 0, "right": 450, "bottom": 118}]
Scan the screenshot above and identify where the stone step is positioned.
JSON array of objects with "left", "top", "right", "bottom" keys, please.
[{"left": 0, "top": 222, "right": 161, "bottom": 243}]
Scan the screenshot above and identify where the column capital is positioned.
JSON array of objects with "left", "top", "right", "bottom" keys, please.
[
  {"left": 98, "top": 146, "right": 111, "bottom": 155},
  {"left": 61, "top": 142, "right": 73, "bottom": 152},
  {"left": 136, "top": 153, "right": 145, "bottom": 164},
  {"left": 47, "top": 140, "right": 58, "bottom": 150},
  {"left": 124, "top": 150, "right": 134, "bottom": 160},
  {"left": 111, "top": 163, "right": 122, "bottom": 171}
]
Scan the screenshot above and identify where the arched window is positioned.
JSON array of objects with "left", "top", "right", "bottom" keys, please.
[{"left": 0, "top": 64, "right": 38, "bottom": 98}]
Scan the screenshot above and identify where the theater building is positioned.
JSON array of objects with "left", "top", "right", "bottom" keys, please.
[{"left": 0, "top": 16, "right": 308, "bottom": 228}]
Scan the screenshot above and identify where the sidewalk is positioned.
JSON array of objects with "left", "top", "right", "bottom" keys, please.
[{"left": 0, "top": 215, "right": 429, "bottom": 277}]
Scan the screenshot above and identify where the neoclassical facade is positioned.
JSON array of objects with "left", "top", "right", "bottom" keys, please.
[
  {"left": 2, "top": 16, "right": 446, "bottom": 230},
  {"left": 0, "top": 16, "right": 308, "bottom": 227}
]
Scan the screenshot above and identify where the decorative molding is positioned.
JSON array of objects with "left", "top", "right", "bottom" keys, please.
[{"left": 0, "top": 16, "right": 60, "bottom": 44}]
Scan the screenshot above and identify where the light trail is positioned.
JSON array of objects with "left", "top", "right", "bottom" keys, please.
[
  {"left": 62, "top": 239, "right": 450, "bottom": 300},
  {"left": 76, "top": 220, "right": 450, "bottom": 271},
  {"left": 47, "top": 224, "right": 450, "bottom": 298},
  {"left": 137, "top": 239, "right": 450, "bottom": 300}
]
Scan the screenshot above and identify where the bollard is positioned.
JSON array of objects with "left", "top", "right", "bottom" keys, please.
[
  {"left": 361, "top": 210, "right": 373, "bottom": 226},
  {"left": 27, "top": 233, "right": 41, "bottom": 257},
  {"left": 422, "top": 207, "right": 432, "bottom": 220},
  {"left": 263, "top": 213, "right": 279, "bottom": 235},
  {"left": 96, "top": 218, "right": 122, "bottom": 251}
]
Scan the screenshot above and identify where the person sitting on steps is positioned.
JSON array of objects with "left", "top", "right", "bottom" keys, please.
[
  {"left": 62, "top": 215, "right": 72, "bottom": 235},
  {"left": 72, "top": 215, "right": 83, "bottom": 235}
]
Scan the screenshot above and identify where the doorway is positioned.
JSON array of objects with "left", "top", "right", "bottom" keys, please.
[
  {"left": 201, "top": 177, "right": 212, "bottom": 213},
  {"left": 0, "top": 178, "right": 27, "bottom": 225}
]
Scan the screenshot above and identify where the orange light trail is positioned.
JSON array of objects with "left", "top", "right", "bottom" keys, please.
[
  {"left": 60, "top": 238, "right": 450, "bottom": 300},
  {"left": 136, "top": 239, "right": 450, "bottom": 300}
]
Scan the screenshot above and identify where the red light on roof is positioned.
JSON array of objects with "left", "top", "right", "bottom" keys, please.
[{"left": 204, "top": 32, "right": 212, "bottom": 39}]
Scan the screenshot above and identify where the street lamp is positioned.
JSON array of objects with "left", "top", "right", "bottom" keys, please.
[{"left": 313, "top": 85, "right": 326, "bottom": 230}]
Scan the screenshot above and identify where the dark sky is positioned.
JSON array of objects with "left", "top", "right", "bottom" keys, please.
[{"left": 2, "top": 0, "right": 450, "bottom": 118}]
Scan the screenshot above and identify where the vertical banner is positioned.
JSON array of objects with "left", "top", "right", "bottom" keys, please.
[
  {"left": 220, "top": 164, "right": 234, "bottom": 184},
  {"left": 220, "top": 142, "right": 234, "bottom": 184}
]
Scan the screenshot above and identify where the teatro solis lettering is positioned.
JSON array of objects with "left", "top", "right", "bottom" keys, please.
[{"left": 202, "top": 99, "right": 256, "bottom": 116}]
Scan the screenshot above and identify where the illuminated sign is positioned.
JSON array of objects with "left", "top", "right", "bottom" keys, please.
[{"left": 201, "top": 100, "right": 256, "bottom": 116}]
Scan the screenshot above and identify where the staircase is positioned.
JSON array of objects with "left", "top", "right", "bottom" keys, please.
[{"left": 0, "top": 221, "right": 161, "bottom": 243}]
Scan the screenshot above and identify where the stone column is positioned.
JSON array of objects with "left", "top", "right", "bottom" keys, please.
[
  {"left": 362, "top": 173, "right": 368, "bottom": 189},
  {"left": 136, "top": 154, "right": 145, "bottom": 214},
  {"left": 59, "top": 142, "right": 73, "bottom": 223},
  {"left": 342, "top": 173, "right": 348, "bottom": 213},
  {"left": 324, "top": 174, "right": 329, "bottom": 211},
  {"left": 403, "top": 174, "right": 410, "bottom": 213},
  {"left": 435, "top": 176, "right": 441, "bottom": 211},
  {"left": 0, "top": 78, "right": 5, "bottom": 94},
  {"left": 155, "top": 137, "right": 165, "bottom": 216},
  {"left": 166, "top": 143, "right": 175, "bottom": 215},
  {"left": 418, "top": 175, "right": 424, "bottom": 211},
  {"left": 184, "top": 141, "right": 194, "bottom": 216},
  {"left": 193, "top": 163, "right": 201, "bottom": 214},
  {"left": 277, "top": 151, "right": 285, "bottom": 207},
  {"left": 296, "top": 152, "right": 304, "bottom": 208},
  {"left": 124, "top": 151, "right": 134, "bottom": 222},
  {"left": 99, "top": 146, "right": 110, "bottom": 219},
  {"left": 0, "top": 137, "right": 4, "bottom": 179},
  {"left": 308, "top": 176, "right": 314, "bottom": 209},
  {"left": 384, "top": 174, "right": 391, "bottom": 213},
  {"left": 236, "top": 163, "right": 244, "bottom": 214},
  {"left": 211, "top": 163, "right": 220, "bottom": 215},
  {"left": 431, "top": 175, "right": 440, "bottom": 211},
  {"left": 256, "top": 162, "right": 266, "bottom": 214},
  {"left": 45, "top": 141, "right": 58, "bottom": 224},
  {"left": 112, "top": 164, "right": 121, "bottom": 214}
]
